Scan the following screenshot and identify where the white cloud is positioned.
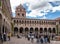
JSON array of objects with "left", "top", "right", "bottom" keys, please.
[
  {"left": 41, "top": 15, "right": 47, "bottom": 19},
  {"left": 10, "top": 0, "right": 60, "bottom": 18},
  {"left": 26, "top": 10, "right": 46, "bottom": 17},
  {"left": 52, "top": 6, "right": 60, "bottom": 12}
]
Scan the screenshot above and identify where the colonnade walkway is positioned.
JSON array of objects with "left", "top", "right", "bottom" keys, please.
[{"left": 3, "top": 36, "right": 60, "bottom": 44}]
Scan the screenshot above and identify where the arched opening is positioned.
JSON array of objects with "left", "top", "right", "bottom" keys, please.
[
  {"left": 52, "top": 28, "right": 56, "bottom": 33},
  {"left": 40, "top": 28, "right": 43, "bottom": 33},
  {"left": 48, "top": 28, "right": 51, "bottom": 33},
  {"left": 5, "top": 27, "right": 7, "bottom": 33},
  {"left": 14, "top": 27, "right": 18, "bottom": 34},
  {"left": 30, "top": 27, "right": 33, "bottom": 33},
  {"left": 35, "top": 28, "right": 38, "bottom": 32},
  {"left": 44, "top": 28, "right": 47, "bottom": 32},
  {"left": 2, "top": 26, "right": 4, "bottom": 33},
  {"left": 0, "top": 14, "right": 2, "bottom": 19},
  {"left": 25, "top": 27, "right": 29, "bottom": 32},
  {"left": 19, "top": 27, "right": 23, "bottom": 33}
]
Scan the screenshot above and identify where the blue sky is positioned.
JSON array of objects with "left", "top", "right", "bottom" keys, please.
[{"left": 10, "top": 0, "right": 60, "bottom": 19}]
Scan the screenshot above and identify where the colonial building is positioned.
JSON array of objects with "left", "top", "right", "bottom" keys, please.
[
  {"left": 12, "top": 4, "right": 60, "bottom": 36},
  {"left": 0, "top": 0, "right": 12, "bottom": 34}
]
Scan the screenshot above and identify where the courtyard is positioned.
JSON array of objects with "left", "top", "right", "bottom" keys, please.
[{"left": 3, "top": 36, "right": 60, "bottom": 44}]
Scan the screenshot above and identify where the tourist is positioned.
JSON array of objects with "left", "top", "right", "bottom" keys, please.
[
  {"left": 0, "top": 33, "right": 3, "bottom": 44},
  {"left": 52, "top": 34, "right": 54, "bottom": 40},
  {"left": 27, "top": 34, "right": 30, "bottom": 41},
  {"left": 36, "top": 36, "right": 39, "bottom": 44},
  {"left": 47, "top": 36, "right": 50, "bottom": 43},
  {"left": 44, "top": 35, "right": 48, "bottom": 44},
  {"left": 31, "top": 35, "right": 34, "bottom": 43},
  {"left": 3, "top": 33, "right": 6, "bottom": 41},
  {"left": 7, "top": 32, "right": 11, "bottom": 41},
  {"left": 17, "top": 34, "right": 20, "bottom": 38},
  {"left": 40, "top": 36, "right": 44, "bottom": 44}
]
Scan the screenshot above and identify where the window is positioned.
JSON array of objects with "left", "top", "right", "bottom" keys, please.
[
  {"left": 20, "top": 9, "right": 21, "bottom": 11},
  {"left": 17, "top": 20, "right": 18, "bottom": 23},
  {"left": 21, "top": 20, "right": 24, "bottom": 24},
  {"left": 22, "top": 14, "right": 24, "bottom": 17},
  {"left": 18, "top": 13, "right": 20, "bottom": 16},
  {"left": 4, "top": 19, "right": 5, "bottom": 22},
  {"left": 35, "top": 21, "right": 36, "bottom": 23},
  {"left": 19, "top": 20, "right": 21, "bottom": 23},
  {"left": 59, "top": 21, "right": 60, "bottom": 24},
  {"left": 14, "top": 20, "right": 15, "bottom": 23}
]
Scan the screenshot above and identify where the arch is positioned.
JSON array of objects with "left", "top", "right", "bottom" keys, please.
[
  {"left": 52, "top": 28, "right": 56, "bottom": 33},
  {"left": 2, "top": 26, "right": 7, "bottom": 33},
  {"left": 14, "top": 27, "right": 18, "bottom": 33},
  {"left": 30, "top": 27, "right": 34, "bottom": 33},
  {"left": 48, "top": 28, "right": 51, "bottom": 33},
  {"left": 44, "top": 28, "right": 47, "bottom": 32},
  {"left": 19, "top": 27, "right": 23, "bottom": 33},
  {"left": 40, "top": 28, "right": 43, "bottom": 33},
  {"left": 0, "top": 14, "right": 2, "bottom": 19},
  {"left": 2, "top": 26, "right": 4, "bottom": 33},
  {"left": 35, "top": 27, "right": 38, "bottom": 32},
  {"left": 25, "top": 27, "right": 29, "bottom": 32},
  {"left": 5, "top": 27, "right": 8, "bottom": 33}
]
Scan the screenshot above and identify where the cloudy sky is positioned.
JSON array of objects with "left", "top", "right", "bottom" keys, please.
[{"left": 10, "top": 0, "right": 60, "bottom": 19}]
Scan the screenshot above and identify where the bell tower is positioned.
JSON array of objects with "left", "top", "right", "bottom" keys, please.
[{"left": 15, "top": 4, "right": 26, "bottom": 18}]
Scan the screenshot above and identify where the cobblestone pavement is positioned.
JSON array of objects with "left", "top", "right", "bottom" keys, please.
[{"left": 3, "top": 36, "right": 60, "bottom": 44}]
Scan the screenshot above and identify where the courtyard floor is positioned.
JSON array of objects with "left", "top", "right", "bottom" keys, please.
[{"left": 3, "top": 36, "right": 60, "bottom": 44}]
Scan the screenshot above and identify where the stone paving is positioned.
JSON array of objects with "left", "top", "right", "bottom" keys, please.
[{"left": 3, "top": 36, "right": 60, "bottom": 44}]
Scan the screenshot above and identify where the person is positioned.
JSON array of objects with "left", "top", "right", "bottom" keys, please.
[
  {"left": 31, "top": 35, "right": 34, "bottom": 43},
  {"left": 3, "top": 33, "right": 6, "bottom": 41},
  {"left": 47, "top": 36, "right": 50, "bottom": 43},
  {"left": 17, "top": 34, "right": 20, "bottom": 38},
  {"left": 44, "top": 35, "right": 48, "bottom": 44},
  {"left": 40, "top": 36, "right": 44, "bottom": 44},
  {"left": 36, "top": 36, "right": 39, "bottom": 44},
  {"left": 7, "top": 32, "right": 11, "bottom": 41},
  {"left": 52, "top": 34, "right": 55, "bottom": 40},
  {"left": 27, "top": 34, "right": 30, "bottom": 41},
  {"left": 0, "top": 33, "right": 3, "bottom": 44}
]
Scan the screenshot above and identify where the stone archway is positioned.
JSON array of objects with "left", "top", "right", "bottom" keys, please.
[
  {"left": 25, "top": 27, "right": 29, "bottom": 32},
  {"left": 40, "top": 28, "right": 43, "bottom": 33},
  {"left": 25, "top": 27, "right": 29, "bottom": 36},
  {"left": 52, "top": 28, "right": 56, "bottom": 33},
  {"left": 5, "top": 27, "right": 7, "bottom": 33},
  {"left": 2, "top": 26, "right": 4, "bottom": 33},
  {"left": 35, "top": 27, "right": 38, "bottom": 32},
  {"left": 44, "top": 28, "right": 47, "bottom": 32},
  {"left": 30, "top": 27, "right": 34, "bottom": 33},
  {"left": 14, "top": 27, "right": 18, "bottom": 34},
  {"left": 48, "top": 28, "right": 51, "bottom": 33},
  {"left": 19, "top": 27, "right": 23, "bottom": 33}
]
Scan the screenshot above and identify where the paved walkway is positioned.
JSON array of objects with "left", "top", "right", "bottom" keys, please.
[{"left": 3, "top": 36, "right": 60, "bottom": 44}]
